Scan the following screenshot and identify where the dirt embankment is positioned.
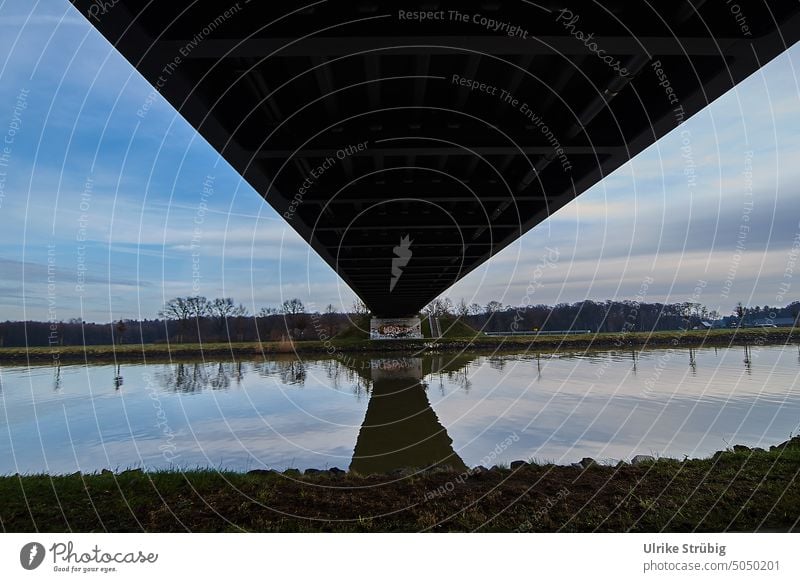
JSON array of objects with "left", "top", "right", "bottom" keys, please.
[{"left": 2, "top": 438, "right": 799, "bottom": 532}]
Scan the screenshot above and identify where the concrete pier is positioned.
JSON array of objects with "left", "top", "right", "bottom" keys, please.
[{"left": 369, "top": 317, "right": 422, "bottom": 340}]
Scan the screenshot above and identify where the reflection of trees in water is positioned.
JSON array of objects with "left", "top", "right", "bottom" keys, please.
[
  {"left": 487, "top": 356, "right": 506, "bottom": 372},
  {"left": 320, "top": 358, "right": 370, "bottom": 397},
  {"left": 156, "top": 361, "right": 248, "bottom": 392},
  {"left": 278, "top": 360, "right": 306, "bottom": 385},
  {"left": 252, "top": 359, "right": 307, "bottom": 386},
  {"left": 252, "top": 357, "right": 373, "bottom": 394},
  {"left": 319, "top": 358, "right": 346, "bottom": 392},
  {"left": 114, "top": 363, "right": 124, "bottom": 390},
  {"left": 210, "top": 363, "right": 231, "bottom": 390},
  {"left": 428, "top": 368, "right": 454, "bottom": 396},
  {"left": 158, "top": 363, "right": 205, "bottom": 392},
  {"left": 154, "top": 354, "right": 477, "bottom": 394},
  {"left": 351, "top": 373, "right": 371, "bottom": 397},
  {"left": 743, "top": 344, "right": 752, "bottom": 375},
  {"left": 437, "top": 366, "right": 472, "bottom": 394}
]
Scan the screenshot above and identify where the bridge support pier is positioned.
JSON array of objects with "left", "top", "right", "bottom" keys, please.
[{"left": 369, "top": 317, "right": 422, "bottom": 340}]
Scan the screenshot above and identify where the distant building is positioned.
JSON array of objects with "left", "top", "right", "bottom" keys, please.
[{"left": 750, "top": 317, "right": 797, "bottom": 328}]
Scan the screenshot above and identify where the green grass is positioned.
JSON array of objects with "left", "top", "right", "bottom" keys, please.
[
  {"left": 437, "top": 316, "right": 479, "bottom": 338},
  {"left": 332, "top": 315, "right": 371, "bottom": 340},
  {"left": 2, "top": 440, "right": 798, "bottom": 532},
  {"left": 0, "top": 326, "right": 796, "bottom": 364},
  {"left": 420, "top": 316, "right": 431, "bottom": 338}
]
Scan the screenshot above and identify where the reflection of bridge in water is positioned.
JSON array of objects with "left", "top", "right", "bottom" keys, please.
[
  {"left": 144, "top": 353, "right": 476, "bottom": 473},
  {"left": 348, "top": 356, "right": 470, "bottom": 474}
]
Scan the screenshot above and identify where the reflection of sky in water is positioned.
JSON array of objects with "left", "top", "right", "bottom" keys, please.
[{"left": 0, "top": 345, "right": 799, "bottom": 474}]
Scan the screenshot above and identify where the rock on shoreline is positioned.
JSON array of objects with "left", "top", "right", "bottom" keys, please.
[{"left": 234, "top": 441, "right": 795, "bottom": 478}]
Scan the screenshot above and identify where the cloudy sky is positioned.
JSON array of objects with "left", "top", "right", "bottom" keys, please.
[{"left": 0, "top": 0, "right": 798, "bottom": 322}]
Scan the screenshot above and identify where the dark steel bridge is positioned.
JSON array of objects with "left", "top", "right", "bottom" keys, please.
[{"left": 72, "top": 1, "right": 800, "bottom": 317}]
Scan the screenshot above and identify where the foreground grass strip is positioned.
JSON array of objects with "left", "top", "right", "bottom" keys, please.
[{"left": 2, "top": 446, "right": 798, "bottom": 532}]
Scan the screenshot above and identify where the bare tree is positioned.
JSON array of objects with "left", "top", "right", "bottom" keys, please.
[
  {"left": 160, "top": 297, "right": 191, "bottom": 321},
  {"left": 210, "top": 298, "right": 248, "bottom": 339},
  {"left": 159, "top": 297, "right": 192, "bottom": 342},
  {"left": 158, "top": 296, "right": 209, "bottom": 342},
  {"left": 351, "top": 298, "right": 370, "bottom": 316},
  {"left": 186, "top": 296, "right": 211, "bottom": 319},
  {"left": 456, "top": 298, "right": 469, "bottom": 318},
  {"left": 281, "top": 298, "right": 307, "bottom": 339},
  {"left": 210, "top": 297, "right": 237, "bottom": 323},
  {"left": 282, "top": 298, "right": 305, "bottom": 316},
  {"left": 485, "top": 300, "right": 503, "bottom": 313},
  {"left": 440, "top": 297, "right": 453, "bottom": 315},
  {"left": 210, "top": 297, "right": 244, "bottom": 325},
  {"left": 424, "top": 297, "right": 454, "bottom": 318}
]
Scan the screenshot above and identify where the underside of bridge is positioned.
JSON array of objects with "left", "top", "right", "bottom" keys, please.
[{"left": 72, "top": 1, "right": 800, "bottom": 317}]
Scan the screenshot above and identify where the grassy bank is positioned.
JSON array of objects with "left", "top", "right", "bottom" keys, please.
[
  {"left": 1, "top": 439, "right": 798, "bottom": 532},
  {"left": 0, "top": 326, "right": 797, "bottom": 364}
]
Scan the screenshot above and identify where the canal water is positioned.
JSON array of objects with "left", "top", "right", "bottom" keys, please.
[{"left": 1, "top": 345, "right": 798, "bottom": 474}]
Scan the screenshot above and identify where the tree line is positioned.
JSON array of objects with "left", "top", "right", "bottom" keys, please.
[
  {"left": 427, "top": 298, "right": 800, "bottom": 334},
  {"left": 1, "top": 295, "right": 796, "bottom": 347},
  {"left": 0, "top": 296, "right": 354, "bottom": 348}
]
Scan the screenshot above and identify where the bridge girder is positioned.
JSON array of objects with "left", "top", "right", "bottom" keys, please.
[{"left": 70, "top": 0, "right": 800, "bottom": 316}]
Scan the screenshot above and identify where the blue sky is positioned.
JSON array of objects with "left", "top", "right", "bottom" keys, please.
[{"left": 0, "top": 0, "right": 798, "bottom": 322}]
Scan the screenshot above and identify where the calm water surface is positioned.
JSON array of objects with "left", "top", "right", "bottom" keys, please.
[{"left": 1, "top": 345, "right": 799, "bottom": 474}]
